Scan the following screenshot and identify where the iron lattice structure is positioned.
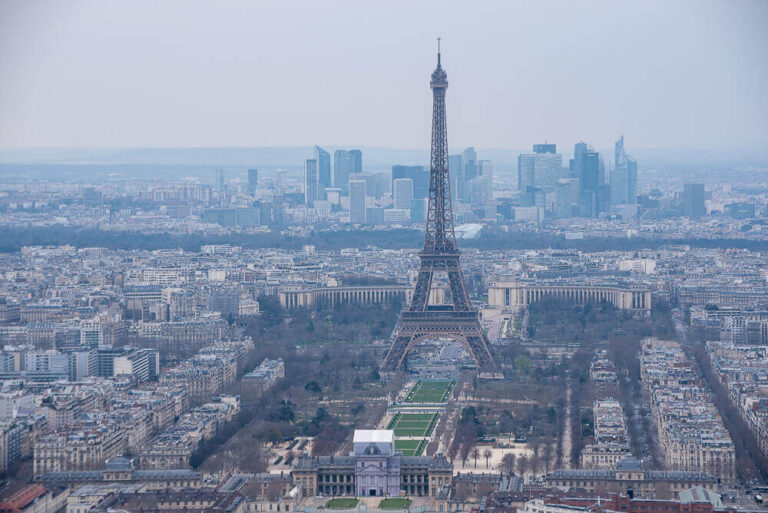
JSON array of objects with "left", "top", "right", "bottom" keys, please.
[{"left": 381, "top": 47, "right": 496, "bottom": 372}]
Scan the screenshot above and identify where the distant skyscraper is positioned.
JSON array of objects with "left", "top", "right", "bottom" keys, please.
[
  {"left": 391, "top": 165, "right": 429, "bottom": 199},
  {"left": 394, "top": 178, "right": 414, "bottom": 210},
  {"left": 449, "top": 154, "right": 463, "bottom": 200},
  {"left": 304, "top": 158, "right": 318, "bottom": 207},
  {"left": 555, "top": 181, "right": 573, "bottom": 218},
  {"left": 610, "top": 166, "right": 629, "bottom": 207},
  {"left": 571, "top": 142, "right": 588, "bottom": 174},
  {"left": 215, "top": 168, "right": 226, "bottom": 206},
  {"left": 314, "top": 145, "right": 331, "bottom": 198},
  {"left": 460, "top": 147, "right": 477, "bottom": 202},
  {"left": 410, "top": 198, "right": 426, "bottom": 223},
  {"left": 247, "top": 168, "right": 258, "bottom": 195},
  {"left": 570, "top": 142, "right": 605, "bottom": 217},
  {"left": 333, "top": 150, "right": 355, "bottom": 192},
  {"left": 349, "top": 180, "right": 366, "bottom": 224},
  {"left": 215, "top": 169, "right": 225, "bottom": 194},
  {"left": 533, "top": 143, "right": 557, "bottom": 154},
  {"left": 462, "top": 147, "right": 477, "bottom": 177},
  {"left": 683, "top": 183, "right": 706, "bottom": 218},
  {"left": 615, "top": 135, "right": 626, "bottom": 168},
  {"left": 474, "top": 160, "right": 493, "bottom": 205},
  {"left": 350, "top": 149, "right": 362, "bottom": 173},
  {"left": 518, "top": 144, "right": 562, "bottom": 192},
  {"left": 361, "top": 172, "right": 391, "bottom": 199},
  {"left": 609, "top": 136, "right": 638, "bottom": 209},
  {"left": 626, "top": 157, "right": 637, "bottom": 205}
]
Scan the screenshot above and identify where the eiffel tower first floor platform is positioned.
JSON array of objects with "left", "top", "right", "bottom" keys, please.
[{"left": 380, "top": 308, "right": 496, "bottom": 372}]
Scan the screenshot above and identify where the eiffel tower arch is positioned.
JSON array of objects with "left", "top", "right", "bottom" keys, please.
[{"left": 380, "top": 42, "right": 496, "bottom": 373}]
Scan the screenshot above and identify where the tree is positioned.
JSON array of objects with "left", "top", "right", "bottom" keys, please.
[
  {"left": 483, "top": 449, "right": 492, "bottom": 469},
  {"left": 514, "top": 355, "right": 533, "bottom": 375},
  {"left": 304, "top": 381, "right": 322, "bottom": 396},
  {"left": 529, "top": 438, "right": 541, "bottom": 475},
  {"left": 471, "top": 448, "right": 480, "bottom": 468},
  {"left": 530, "top": 453, "right": 540, "bottom": 477},
  {"left": 500, "top": 453, "right": 516, "bottom": 476},
  {"left": 499, "top": 410, "right": 515, "bottom": 434},
  {"left": 460, "top": 441, "right": 472, "bottom": 468},
  {"left": 274, "top": 404, "right": 295, "bottom": 423},
  {"left": 516, "top": 455, "right": 529, "bottom": 478},
  {"left": 312, "top": 407, "right": 329, "bottom": 425},
  {"left": 542, "top": 439, "right": 553, "bottom": 473}
]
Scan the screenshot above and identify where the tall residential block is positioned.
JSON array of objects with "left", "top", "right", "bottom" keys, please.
[
  {"left": 314, "top": 145, "right": 331, "bottom": 197},
  {"left": 609, "top": 136, "right": 638, "bottom": 209},
  {"left": 518, "top": 144, "right": 562, "bottom": 192},
  {"left": 247, "top": 168, "right": 258, "bottom": 195},
  {"left": 683, "top": 183, "right": 706, "bottom": 218},
  {"left": 304, "top": 159, "right": 318, "bottom": 207},
  {"left": 391, "top": 165, "right": 428, "bottom": 199},
  {"left": 349, "top": 180, "right": 366, "bottom": 224},
  {"left": 333, "top": 150, "right": 356, "bottom": 192},
  {"left": 394, "top": 178, "right": 414, "bottom": 210}
]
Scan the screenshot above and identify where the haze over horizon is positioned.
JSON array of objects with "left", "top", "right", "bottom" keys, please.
[{"left": 1, "top": 0, "right": 767, "bottom": 151}]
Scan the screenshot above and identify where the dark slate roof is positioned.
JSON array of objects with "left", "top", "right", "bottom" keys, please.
[
  {"left": 616, "top": 458, "right": 643, "bottom": 471},
  {"left": 35, "top": 468, "right": 200, "bottom": 483}
]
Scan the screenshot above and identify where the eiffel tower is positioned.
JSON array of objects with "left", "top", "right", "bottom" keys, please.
[{"left": 380, "top": 41, "right": 496, "bottom": 372}]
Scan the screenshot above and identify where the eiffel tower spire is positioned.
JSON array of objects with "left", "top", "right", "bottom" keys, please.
[{"left": 380, "top": 43, "right": 496, "bottom": 372}]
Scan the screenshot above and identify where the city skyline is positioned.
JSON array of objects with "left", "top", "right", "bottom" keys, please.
[
  {"left": 2, "top": 1, "right": 768, "bottom": 509},
  {"left": 1, "top": 0, "right": 767, "bottom": 150}
]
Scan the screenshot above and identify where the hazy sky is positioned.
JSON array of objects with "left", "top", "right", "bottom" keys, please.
[{"left": 1, "top": 0, "right": 766, "bottom": 151}]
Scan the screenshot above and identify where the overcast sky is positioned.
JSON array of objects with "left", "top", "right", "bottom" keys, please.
[{"left": 1, "top": 0, "right": 766, "bottom": 151}]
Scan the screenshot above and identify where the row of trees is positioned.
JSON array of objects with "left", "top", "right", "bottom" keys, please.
[{"left": 5, "top": 224, "right": 768, "bottom": 254}]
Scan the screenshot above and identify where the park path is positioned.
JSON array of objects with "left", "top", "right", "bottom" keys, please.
[{"left": 561, "top": 381, "right": 573, "bottom": 468}]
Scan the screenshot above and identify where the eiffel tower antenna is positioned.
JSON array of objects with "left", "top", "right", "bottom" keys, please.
[{"left": 380, "top": 43, "right": 496, "bottom": 373}]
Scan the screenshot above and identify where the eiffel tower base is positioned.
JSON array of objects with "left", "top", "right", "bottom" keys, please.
[{"left": 380, "top": 310, "right": 495, "bottom": 372}]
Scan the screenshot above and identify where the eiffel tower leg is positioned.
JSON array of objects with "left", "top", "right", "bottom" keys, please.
[
  {"left": 446, "top": 267, "right": 470, "bottom": 311},
  {"left": 463, "top": 320, "right": 496, "bottom": 371},
  {"left": 381, "top": 332, "right": 415, "bottom": 371},
  {"left": 409, "top": 268, "right": 433, "bottom": 312}
]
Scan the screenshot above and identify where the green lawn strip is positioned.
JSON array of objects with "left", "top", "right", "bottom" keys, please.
[
  {"left": 408, "top": 381, "right": 452, "bottom": 403},
  {"left": 425, "top": 413, "right": 440, "bottom": 436},
  {"left": 391, "top": 413, "right": 437, "bottom": 436},
  {"left": 394, "top": 427, "right": 428, "bottom": 437},
  {"left": 379, "top": 498, "right": 412, "bottom": 510},
  {"left": 326, "top": 498, "right": 359, "bottom": 509},
  {"left": 404, "top": 382, "right": 422, "bottom": 403},
  {"left": 395, "top": 438, "right": 427, "bottom": 456},
  {"left": 398, "top": 413, "right": 435, "bottom": 420}
]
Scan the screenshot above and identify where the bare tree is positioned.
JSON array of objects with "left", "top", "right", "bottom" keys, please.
[
  {"left": 516, "top": 455, "right": 529, "bottom": 479},
  {"left": 500, "top": 453, "right": 516, "bottom": 476},
  {"left": 542, "top": 439, "right": 553, "bottom": 474},
  {"left": 471, "top": 448, "right": 480, "bottom": 468},
  {"left": 530, "top": 453, "right": 540, "bottom": 477},
  {"left": 483, "top": 449, "right": 492, "bottom": 469},
  {"left": 460, "top": 441, "right": 472, "bottom": 468}
]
